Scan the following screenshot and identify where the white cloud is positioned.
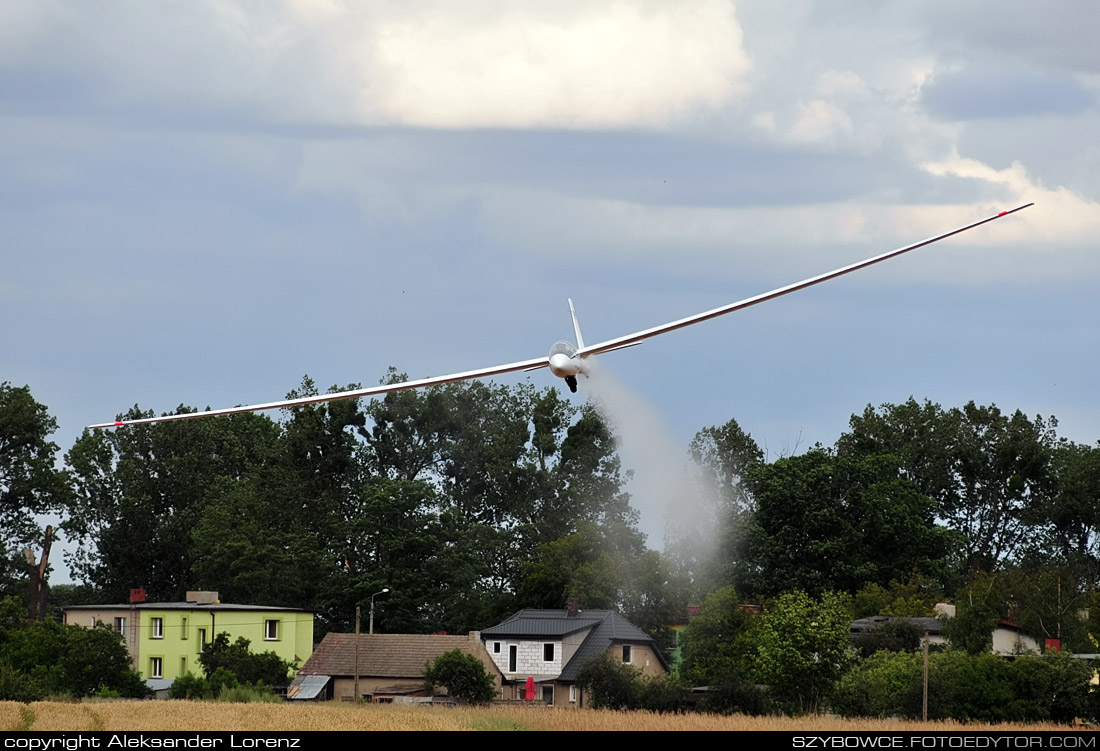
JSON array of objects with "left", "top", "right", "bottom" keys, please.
[
  {"left": 366, "top": 2, "right": 752, "bottom": 128},
  {"left": 786, "top": 99, "right": 855, "bottom": 147}
]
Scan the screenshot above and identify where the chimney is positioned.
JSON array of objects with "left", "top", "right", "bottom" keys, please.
[
  {"left": 185, "top": 591, "right": 219, "bottom": 604},
  {"left": 129, "top": 587, "right": 146, "bottom": 604},
  {"left": 566, "top": 597, "right": 579, "bottom": 617}
]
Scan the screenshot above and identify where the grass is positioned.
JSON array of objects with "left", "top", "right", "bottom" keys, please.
[{"left": 1, "top": 701, "right": 1086, "bottom": 732}]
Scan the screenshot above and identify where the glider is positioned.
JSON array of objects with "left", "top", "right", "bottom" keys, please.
[{"left": 90, "top": 203, "right": 1032, "bottom": 429}]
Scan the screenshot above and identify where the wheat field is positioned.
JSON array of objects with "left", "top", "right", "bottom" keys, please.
[{"left": 0, "top": 701, "right": 1081, "bottom": 732}]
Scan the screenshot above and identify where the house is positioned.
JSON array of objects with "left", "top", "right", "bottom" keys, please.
[
  {"left": 287, "top": 631, "right": 502, "bottom": 702},
  {"left": 63, "top": 589, "right": 313, "bottom": 688},
  {"left": 480, "top": 602, "right": 669, "bottom": 708},
  {"left": 851, "top": 608, "right": 1041, "bottom": 656}
]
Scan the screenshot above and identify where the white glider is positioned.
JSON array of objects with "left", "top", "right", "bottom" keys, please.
[{"left": 90, "top": 203, "right": 1033, "bottom": 429}]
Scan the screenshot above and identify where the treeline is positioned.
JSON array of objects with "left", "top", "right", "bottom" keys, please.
[
  {"left": 4, "top": 378, "right": 1100, "bottom": 714},
  {"left": 2, "top": 377, "right": 664, "bottom": 636},
  {"left": 590, "top": 586, "right": 1098, "bottom": 723}
]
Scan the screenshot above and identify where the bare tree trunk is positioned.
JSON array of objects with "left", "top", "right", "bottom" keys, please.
[{"left": 23, "top": 525, "right": 53, "bottom": 621}]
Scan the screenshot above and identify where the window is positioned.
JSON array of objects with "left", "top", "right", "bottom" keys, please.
[
  {"left": 265, "top": 619, "right": 279, "bottom": 641},
  {"left": 543, "top": 643, "right": 555, "bottom": 662},
  {"left": 569, "top": 685, "right": 577, "bottom": 703},
  {"left": 90, "top": 617, "right": 97, "bottom": 628},
  {"left": 152, "top": 617, "right": 163, "bottom": 639},
  {"left": 181, "top": 617, "right": 188, "bottom": 640},
  {"left": 622, "top": 645, "right": 632, "bottom": 664},
  {"left": 542, "top": 685, "right": 554, "bottom": 706},
  {"left": 197, "top": 628, "right": 207, "bottom": 649},
  {"left": 114, "top": 617, "right": 126, "bottom": 636},
  {"left": 493, "top": 641, "right": 500, "bottom": 654},
  {"left": 150, "top": 657, "right": 163, "bottom": 679},
  {"left": 508, "top": 645, "right": 517, "bottom": 673}
]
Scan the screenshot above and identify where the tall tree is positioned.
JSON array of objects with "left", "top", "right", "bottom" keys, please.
[
  {"left": 0, "top": 384, "right": 71, "bottom": 597},
  {"left": 65, "top": 406, "right": 280, "bottom": 601},
  {"left": 839, "top": 399, "right": 1058, "bottom": 572},
  {"left": 672, "top": 418, "right": 763, "bottom": 596},
  {"left": 742, "top": 448, "right": 950, "bottom": 598},
  {"left": 752, "top": 590, "right": 853, "bottom": 715}
]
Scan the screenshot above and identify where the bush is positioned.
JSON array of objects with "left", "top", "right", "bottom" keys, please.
[
  {"left": 832, "top": 650, "right": 921, "bottom": 718},
  {"left": 638, "top": 674, "right": 690, "bottom": 713},
  {"left": 199, "top": 633, "right": 295, "bottom": 687},
  {"left": 697, "top": 676, "right": 771, "bottom": 716},
  {"left": 168, "top": 672, "right": 211, "bottom": 700},
  {"left": 422, "top": 649, "right": 496, "bottom": 705},
  {"left": 575, "top": 652, "right": 641, "bottom": 710}
]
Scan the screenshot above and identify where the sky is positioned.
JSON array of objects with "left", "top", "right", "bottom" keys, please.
[{"left": 3, "top": 1, "right": 1099, "bottom": 551}]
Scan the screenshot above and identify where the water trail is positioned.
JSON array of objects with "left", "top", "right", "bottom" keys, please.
[{"left": 583, "top": 359, "right": 721, "bottom": 569}]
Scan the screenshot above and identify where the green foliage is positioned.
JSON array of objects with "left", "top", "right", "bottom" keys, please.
[
  {"left": 214, "top": 684, "right": 283, "bottom": 703},
  {"left": 421, "top": 649, "right": 496, "bottom": 705},
  {"left": 575, "top": 652, "right": 642, "bottom": 710},
  {"left": 0, "top": 383, "right": 71, "bottom": 548},
  {"left": 679, "top": 586, "right": 754, "bottom": 686},
  {"left": 696, "top": 674, "right": 771, "bottom": 716},
  {"left": 198, "top": 633, "right": 295, "bottom": 687},
  {"left": 852, "top": 619, "right": 926, "bottom": 659},
  {"left": 0, "top": 597, "right": 146, "bottom": 701},
  {"left": 839, "top": 399, "right": 1058, "bottom": 573},
  {"left": 832, "top": 650, "right": 922, "bottom": 718},
  {"left": 1005, "top": 565, "right": 1091, "bottom": 653},
  {"left": 852, "top": 575, "right": 943, "bottom": 619},
  {"left": 925, "top": 651, "right": 1092, "bottom": 723},
  {"left": 751, "top": 590, "right": 854, "bottom": 715},
  {"left": 167, "top": 671, "right": 210, "bottom": 700},
  {"left": 833, "top": 649, "right": 1092, "bottom": 723},
  {"left": 743, "top": 450, "right": 949, "bottom": 598},
  {"left": 637, "top": 673, "right": 690, "bottom": 713},
  {"left": 575, "top": 653, "right": 690, "bottom": 713},
  {"left": 944, "top": 572, "right": 1006, "bottom": 655}
]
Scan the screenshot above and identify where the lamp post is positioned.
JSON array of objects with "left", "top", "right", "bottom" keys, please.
[{"left": 369, "top": 588, "right": 389, "bottom": 635}]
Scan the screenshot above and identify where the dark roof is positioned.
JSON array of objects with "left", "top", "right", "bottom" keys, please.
[
  {"left": 850, "top": 615, "right": 943, "bottom": 635},
  {"left": 64, "top": 602, "right": 311, "bottom": 613},
  {"left": 482, "top": 609, "right": 668, "bottom": 681},
  {"left": 297, "top": 633, "right": 498, "bottom": 679}
]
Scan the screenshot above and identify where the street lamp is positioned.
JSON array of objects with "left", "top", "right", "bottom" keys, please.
[
  {"left": 354, "top": 587, "right": 392, "bottom": 703},
  {"left": 369, "top": 588, "right": 390, "bottom": 635}
]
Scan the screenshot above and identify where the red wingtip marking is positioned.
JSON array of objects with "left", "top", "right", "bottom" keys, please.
[
  {"left": 998, "top": 211, "right": 1007, "bottom": 216},
  {"left": 114, "top": 421, "right": 124, "bottom": 426}
]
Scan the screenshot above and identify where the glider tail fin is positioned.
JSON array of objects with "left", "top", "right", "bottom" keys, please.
[{"left": 568, "top": 298, "right": 585, "bottom": 350}]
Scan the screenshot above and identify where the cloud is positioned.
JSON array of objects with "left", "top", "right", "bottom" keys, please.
[
  {"left": 922, "top": 66, "right": 1095, "bottom": 120},
  {"left": 366, "top": 2, "right": 752, "bottom": 127},
  {"left": 2, "top": 1, "right": 751, "bottom": 130}
]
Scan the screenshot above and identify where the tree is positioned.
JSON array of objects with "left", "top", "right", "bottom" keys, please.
[
  {"left": 671, "top": 418, "right": 763, "bottom": 595},
  {"left": 943, "top": 571, "right": 1005, "bottom": 655},
  {"left": 575, "top": 652, "right": 641, "bottom": 710},
  {"left": 0, "top": 596, "right": 145, "bottom": 700},
  {"left": 742, "top": 449, "right": 950, "bottom": 597},
  {"left": 839, "top": 399, "right": 1058, "bottom": 573},
  {"left": 198, "top": 633, "right": 296, "bottom": 687},
  {"left": 65, "top": 406, "right": 281, "bottom": 601},
  {"left": 421, "top": 649, "right": 496, "bottom": 705},
  {"left": 852, "top": 619, "right": 925, "bottom": 659},
  {"left": 679, "top": 585, "right": 754, "bottom": 687},
  {"left": 0, "top": 384, "right": 71, "bottom": 605},
  {"left": 752, "top": 590, "right": 854, "bottom": 714}
]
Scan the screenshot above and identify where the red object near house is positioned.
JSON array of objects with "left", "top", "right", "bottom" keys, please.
[
  {"left": 129, "top": 588, "right": 146, "bottom": 603},
  {"left": 1045, "top": 638, "right": 1061, "bottom": 653},
  {"left": 524, "top": 676, "right": 535, "bottom": 701}
]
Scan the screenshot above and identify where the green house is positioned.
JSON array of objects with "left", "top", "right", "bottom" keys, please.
[{"left": 64, "top": 590, "right": 313, "bottom": 686}]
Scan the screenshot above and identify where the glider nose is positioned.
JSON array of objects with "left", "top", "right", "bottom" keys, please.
[{"left": 549, "top": 353, "right": 579, "bottom": 378}]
